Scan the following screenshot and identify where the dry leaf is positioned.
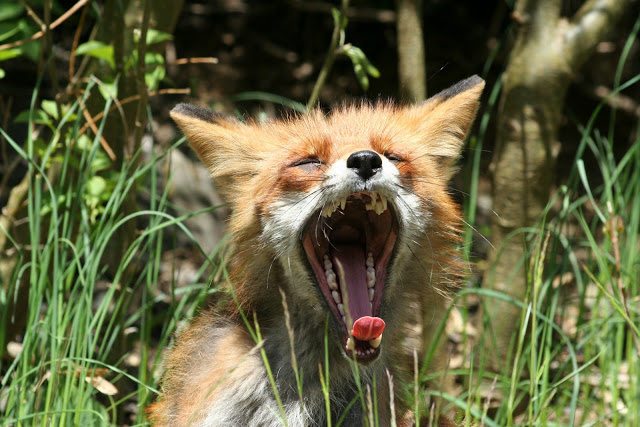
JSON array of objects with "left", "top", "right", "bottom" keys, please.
[{"left": 86, "top": 375, "right": 118, "bottom": 396}]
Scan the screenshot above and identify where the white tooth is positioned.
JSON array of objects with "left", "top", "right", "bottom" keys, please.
[
  {"left": 367, "top": 278, "right": 375, "bottom": 288},
  {"left": 369, "top": 334, "right": 382, "bottom": 349},
  {"left": 338, "top": 303, "right": 345, "bottom": 315},
  {"left": 366, "top": 267, "right": 375, "bottom": 281},
  {"left": 371, "top": 191, "right": 377, "bottom": 203},
  {"left": 327, "top": 273, "right": 338, "bottom": 290},
  {"left": 342, "top": 315, "right": 346, "bottom": 324},
  {"left": 381, "top": 195, "right": 388, "bottom": 210},
  {"left": 370, "top": 302, "right": 373, "bottom": 310},
  {"left": 332, "top": 291, "right": 341, "bottom": 304},
  {"left": 324, "top": 256, "right": 332, "bottom": 270},
  {"left": 368, "top": 288, "right": 375, "bottom": 301},
  {"left": 365, "top": 203, "right": 374, "bottom": 211},
  {"left": 346, "top": 337, "right": 356, "bottom": 351},
  {"left": 366, "top": 253, "right": 374, "bottom": 268},
  {"left": 376, "top": 204, "right": 385, "bottom": 215},
  {"left": 340, "top": 197, "right": 347, "bottom": 210}
]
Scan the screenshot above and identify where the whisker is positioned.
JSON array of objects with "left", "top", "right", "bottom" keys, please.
[{"left": 397, "top": 184, "right": 494, "bottom": 250}]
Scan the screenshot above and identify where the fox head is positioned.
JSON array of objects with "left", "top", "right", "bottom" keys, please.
[{"left": 170, "top": 75, "right": 484, "bottom": 364}]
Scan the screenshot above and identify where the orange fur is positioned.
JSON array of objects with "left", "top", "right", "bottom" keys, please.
[{"left": 149, "top": 76, "right": 485, "bottom": 426}]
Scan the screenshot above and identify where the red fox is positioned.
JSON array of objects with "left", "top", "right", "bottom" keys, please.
[{"left": 148, "top": 75, "right": 485, "bottom": 426}]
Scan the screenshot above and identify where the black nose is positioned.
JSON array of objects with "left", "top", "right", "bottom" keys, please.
[{"left": 346, "top": 150, "right": 382, "bottom": 180}]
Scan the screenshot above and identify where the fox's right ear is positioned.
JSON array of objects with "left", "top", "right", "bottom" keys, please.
[{"left": 170, "top": 103, "right": 258, "bottom": 189}]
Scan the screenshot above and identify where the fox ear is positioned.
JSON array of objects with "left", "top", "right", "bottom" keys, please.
[
  {"left": 170, "top": 103, "right": 257, "bottom": 190},
  {"left": 411, "top": 75, "right": 485, "bottom": 165}
]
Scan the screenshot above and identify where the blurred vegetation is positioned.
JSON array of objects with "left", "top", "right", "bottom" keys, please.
[{"left": 0, "top": 0, "right": 638, "bottom": 425}]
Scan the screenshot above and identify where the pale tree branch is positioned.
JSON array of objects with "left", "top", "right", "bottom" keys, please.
[
  {"left": 513, "top": 0, "right": 561, "bottom": 37},
  {"left": 566, "top": 0, "right": 632, "bottom": 67}
]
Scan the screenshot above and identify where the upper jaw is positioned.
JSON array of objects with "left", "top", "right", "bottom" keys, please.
[{"left": 302, "top": 191, "right": 398, "bottom": 362}]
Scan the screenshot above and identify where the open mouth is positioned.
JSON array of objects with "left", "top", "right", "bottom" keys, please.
[{"left": 302, "top": 191, "right": 398, "bottom": 362}]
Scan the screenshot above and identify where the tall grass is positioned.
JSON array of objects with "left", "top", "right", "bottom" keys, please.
[
  {"left": 448, "top": 77, "right": 640, "bottom": 427},
  {"left": 0, "top": 77, "right": 221, "bottom": 426}
]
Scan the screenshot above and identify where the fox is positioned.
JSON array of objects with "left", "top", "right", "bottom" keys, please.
[{"left": 148, "top": 75, "right": 485, "bottom": 426}]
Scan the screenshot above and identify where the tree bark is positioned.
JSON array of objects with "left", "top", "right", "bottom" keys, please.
[
  {"left": 396, "top": 0, "right": 426, "bottom": 102},
  {"left": 481, "top": 0, "right": 631, "bottom": 372}
]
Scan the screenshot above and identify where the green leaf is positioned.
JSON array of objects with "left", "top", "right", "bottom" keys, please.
[
  {"left": 144, "top": 53, "right": 165, "bottom": 91},
  {"left": 0, "top": 22, "right": 21, "bottom": 43},
  {"left": 342, "top": 45, "right": 379, "bottom": 91},
  {"left": 0, "top": 3, "right": 23, "bottom": 22},
  {"left": 41, "top": 100, "right": 59, "bottom": 120},
  {"left": 14, "top": 109, "right": 51, "bottom": 125},
  {"left": 0, "top": 48, "right": 21, "bottom": 62},
  {"left": 74, "top": 134, "right": 93, "bottom": 151},
  {"left": 144, "top": 29, "right": 173, "bottom": 45},
  {"left": 86, "top": 176, "right": 107, "bottom": 197},
  {"left": 76, "top": 41, "right": 115, "bottom": 69},
  {"left": 0, "top": 68, "right": 4, "bottom": 79},
  {"left": 97, "top": 79, "right": 118, "bottom": 100}
]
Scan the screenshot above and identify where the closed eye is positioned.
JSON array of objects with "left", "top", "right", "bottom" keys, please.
[
  {"left": 290, "top": 158, "right": 324, "bottom": 172},
  {"left": 384, "top": 154, "right": 404, "bottom": 164}
]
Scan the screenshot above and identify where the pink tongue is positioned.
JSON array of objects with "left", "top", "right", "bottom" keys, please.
[
  {"left": 332, "top": 244, "right": 371, "bottom": 324},
  {"left": 352, "top": 316, "right": 385, "bottom": 341}
]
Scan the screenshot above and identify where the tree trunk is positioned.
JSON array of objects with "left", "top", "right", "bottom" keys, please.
[
  {"left": 396, "top": 0, "right": 426, "bottom": 102},
  {"left": 481, "top": 0, "right": 631, "bottom": 373}
]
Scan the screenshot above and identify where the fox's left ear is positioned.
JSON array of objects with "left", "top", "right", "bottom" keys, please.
[{"left": 411, "top": 75, "right": 485, "bottom": 165}]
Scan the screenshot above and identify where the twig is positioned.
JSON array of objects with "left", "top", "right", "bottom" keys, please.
[
  {"left": 77, "top": 88, "right": 190, "bottom": 138},
  {"left": 0, "top": 0, "right": 89, "bottom": 51},
  {"left": 19, "top": 0, "right": 46, "bottom": 30},
  {"left": 79, "top": 102, "right": 117, "bottom": 161},
  {"left": 306, "top": 0, "right": 350, "bottom": 110},
  {"left": 68, "top": 0, "right": 90, "bottom": 82},
  {"left": 167, "top": 57, "right": 219, "bottom": 65}
]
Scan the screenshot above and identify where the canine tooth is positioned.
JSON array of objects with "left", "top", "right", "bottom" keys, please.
[
  {"left": 338, "top": 303, "right": 345, "bottom": 316},
  {"left": 371, "top": 191, "right": 377, "bottom": 203},
  {"left": 346, "top": 337, "right": 356, "bottom": 351},
  {"left": 381, "top": 195, "right": 388, "bottom": 210},
  {"left": 366, "top": 253, "right": 374, "bottom": 268},
  {"left": 368, "top": 288, "right": 375, "bottom": 301},
  {"left": 376, "top": 204, "right": 385, "bottom": 215},
  {"left": 369, "top": 334, "right": 382, "bottom": 349},
  {"left": 332, "top": 291, "right": 341, "bottom": 304},
  {"left": 340, "top": 197, "right": 347, "bottom": 210}
]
